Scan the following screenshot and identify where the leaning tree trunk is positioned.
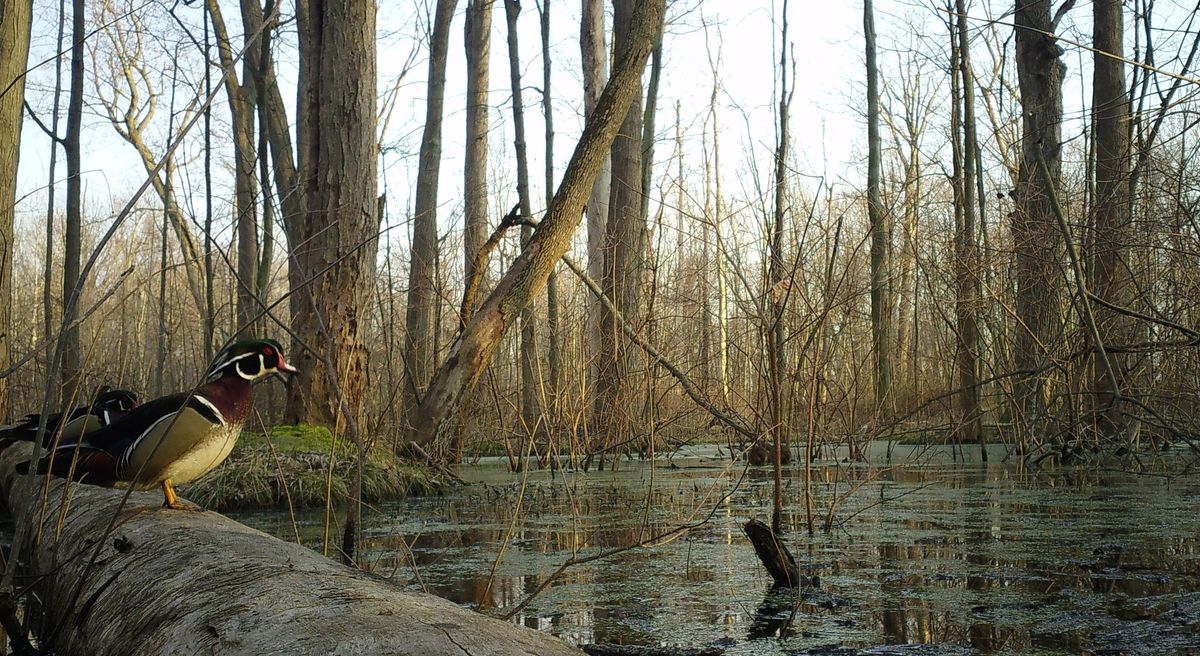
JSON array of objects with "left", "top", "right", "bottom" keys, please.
[
  {"left": 0, "top": 443, "right": 583, "bottom": 655},
  {"left": 0, "top": 0, "right": 33, "bottom": 421},
  {"left": 411, "top": 0, "right": 665, "bottom": 447}
]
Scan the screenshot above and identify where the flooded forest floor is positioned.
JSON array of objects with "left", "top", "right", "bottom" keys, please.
[{"left": 235, "top": 442, "right": 1200, "bottom": 654}]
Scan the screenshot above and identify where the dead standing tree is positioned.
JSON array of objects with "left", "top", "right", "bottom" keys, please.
[{"left": 865, "top": 0, "right": 892, "bottom": 420}]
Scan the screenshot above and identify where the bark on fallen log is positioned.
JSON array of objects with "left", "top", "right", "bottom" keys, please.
[{"left": 0, "top": 443, "right": 583, "bottom": 656}]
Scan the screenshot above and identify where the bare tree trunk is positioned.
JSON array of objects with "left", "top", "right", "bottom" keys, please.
[
  {"left": 1013, "top": 0, "right": 1066, "bottom": 445},
  {"left": 61, "top": 0, "right": 84, "bottom": 400},
  {"left": 156, "top": 64, "right": 180, "bottom": 396},
  {"left": 402, "top": 0, "right": 458, "bottom": 421},
  {"left": 954, "top": 0, "right": 983, "bottom": 454},
  {"left": 217, "top": 0, "right": 262, "bottom": 334},
  {"left": 581, "top": 0, "right": 610, "bottom": 410},
  {"left": 595, "top": 0, "right": 648, "bottom": 460},
  {"left": 411, "top": 0, "right": 665, "bottom": 447},
  {"left": 1090, "top": 0, "right": 1133, "bottom": 442},
  {"left": 539, "top": 0, "right": 563, "bottom": 414},
  {"left": 0, "top": 0, "right": 33, "bottom": 420},
  {"left": 455, "top": 0, "right": 492, "bottom": 463},
  {"left": 202, "top": 7, "right": 215, "bottom": 358},
  {"left": 42, "top": 0, "right": 66, "bottom": 358},
  {"left": 286, "top": 0, "right": 378, "bottom": 431},
  {"left": 892, "top": 73, "right": 923, "bottom": 397},
  {"left": 865, "top": 0, "right": 891, "bottom": 416},
  {"left": 702, "top": 48, "right": 730, "bottom": 402},
  {"left": 248, "top": 1, "right": 273, "bottom": 325},
  {"left": 769, "top": 0, "right": 792, "bottom": 534},
  {"left": 255, "top": 60, "right": 274, "bottom": 304},
  {"left": 503, "top": 0, "right": 542, "bottom": 444},
  {"left": 464, "top": 0, "right": 491, "bottom": 290}
]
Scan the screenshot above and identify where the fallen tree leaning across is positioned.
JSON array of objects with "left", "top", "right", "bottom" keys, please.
[{"left": 0, "top": 443, "right": 583, "bottom": 656}]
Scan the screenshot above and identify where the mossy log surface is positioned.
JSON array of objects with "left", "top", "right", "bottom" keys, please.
[{"left": 0, "top": 442, "right": 582, "bottom": 656}]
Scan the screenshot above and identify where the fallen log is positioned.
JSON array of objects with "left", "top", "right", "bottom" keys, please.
[{"left": 0, "top": 442, "right": 582, "bottom": 655}]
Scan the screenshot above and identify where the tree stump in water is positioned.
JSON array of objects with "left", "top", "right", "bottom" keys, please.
[
  {"left": 746, "top": 442, "right": 792, "bottom": 466},
  {"left": 742, "top": 518, "right": 802, "bottom": 588}
]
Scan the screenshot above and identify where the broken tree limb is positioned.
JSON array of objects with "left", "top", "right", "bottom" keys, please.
[
  {"left": 0, "top": 443, "right": 582, "bottom": 656},
  {"left": 742, "top": 519, "right": 801, "bottom": 588}
]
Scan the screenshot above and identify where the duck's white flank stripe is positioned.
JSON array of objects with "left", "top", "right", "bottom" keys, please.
[
  {"left": 117, "top": 412, "right": 178, "bottom": 476},
  {"left": 193, "top": 395, "right": 227, "bottom": 425}
]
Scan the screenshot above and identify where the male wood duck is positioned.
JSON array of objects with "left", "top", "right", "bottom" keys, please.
[
  {"left": 17, "top": 338, "right": 297, "bottom": 510},
  {"left": 0, "top": 386, "right": 139, "bottom": 446}
]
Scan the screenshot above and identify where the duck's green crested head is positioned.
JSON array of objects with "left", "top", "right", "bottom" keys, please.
[{"left": 207, "top": 338, "right": 298, "bottom": 381}]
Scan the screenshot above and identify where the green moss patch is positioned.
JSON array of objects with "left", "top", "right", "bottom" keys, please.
[{"left": 185, "top": 424, "right": 448, "bottom": 512}]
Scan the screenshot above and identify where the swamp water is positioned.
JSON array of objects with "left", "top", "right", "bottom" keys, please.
[{"left": 235, "top": 443, "right": 1200, "bottom": 655}]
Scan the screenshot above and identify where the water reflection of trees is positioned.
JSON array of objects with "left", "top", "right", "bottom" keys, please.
[{"left": 234, "top": 456, "right": 1200, "bottom": 651}]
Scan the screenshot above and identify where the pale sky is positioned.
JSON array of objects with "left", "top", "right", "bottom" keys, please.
[{"left": 14, "top": 0, "right": 1162, "bottom": 263}]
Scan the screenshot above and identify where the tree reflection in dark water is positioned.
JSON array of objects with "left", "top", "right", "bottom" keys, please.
[{"left": 234, "top": 443, "right": 1200, "bottom": 654}]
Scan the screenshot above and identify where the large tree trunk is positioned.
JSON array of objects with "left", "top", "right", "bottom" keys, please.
[
  {"left": 285, "top": 0, "right": 378, "bottom": 432},
  {"left": 0, "top": 0, "right": 32, "bottom": 420},
  {"left": 411, "top": 0, "right": 665, "bottom": 447},
  {"left": 0, "top": 443, "right": 583, "bottom": 655},
  {"left": 580, "top": 0, "right": 610, "bottom": 411},
  {"left": 865, "top": 0, "right": 891, "bottom": 416},
  {"left": 402, "top": 0, "right": 458, "bottom": 422},
  {"left": 594, "top": 0, "right": 648, "bottom": 461},
  {"left": 1013, "top": 0, "right": 1066, "bottom": 446},
  {"left": 1090, "top": 0, "right": 1133, "bottom": 442}
]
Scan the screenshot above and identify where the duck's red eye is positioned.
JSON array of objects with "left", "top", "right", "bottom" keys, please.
[{"left": 263, "top": 346, "right": 274, "bottom": 356}]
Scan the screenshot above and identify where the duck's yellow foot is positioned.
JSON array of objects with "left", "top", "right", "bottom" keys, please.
[{"left": 160, "top": 479, "right": 203, "bottom": 511}]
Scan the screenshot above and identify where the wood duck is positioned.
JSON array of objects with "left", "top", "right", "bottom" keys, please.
[
  {"left": 0, "top": 386, "right": 139, "bottom": 446},
  {"left": 17, "top": 338, "right": 297, "bottom": 510}
]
